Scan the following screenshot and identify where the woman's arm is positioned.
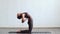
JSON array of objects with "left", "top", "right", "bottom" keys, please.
[
  {"left": 22, "top": 14, "right": 25, "bottom": 23},
  {"left": 22, "top": 14, "right": 27, "bottom": 23}
]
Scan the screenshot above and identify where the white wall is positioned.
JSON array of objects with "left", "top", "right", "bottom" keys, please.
[{"left": 0, "top": 0, "right": 60, "bottom": 27}]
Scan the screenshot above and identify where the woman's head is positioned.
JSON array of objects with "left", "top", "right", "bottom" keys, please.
[
  {"left": 17, "top": 12, "right": 29, "bottom": 19},
  {"left": 17, "top": 13, "right": 22, "bottom": 19}
]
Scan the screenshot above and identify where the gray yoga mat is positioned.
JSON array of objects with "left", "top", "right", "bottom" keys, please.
[{"left": 9, "top": 31, "right": 51, "bottom": 34}]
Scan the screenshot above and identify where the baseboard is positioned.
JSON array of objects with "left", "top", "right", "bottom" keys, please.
[{"left": 0, "top": 27, "right": 60, "bottom": 29}]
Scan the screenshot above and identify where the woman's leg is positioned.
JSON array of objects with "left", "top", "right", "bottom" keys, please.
[{"left": 28, "top": 20, "right": 33, "bottom": 33}]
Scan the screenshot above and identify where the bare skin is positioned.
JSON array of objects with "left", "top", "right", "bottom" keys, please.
[
  {"left": 17, "top": 13, "right": 27, "bottom": 23},
  {"left": 17, "top": 12, "right": 33, "bottom": 33}
]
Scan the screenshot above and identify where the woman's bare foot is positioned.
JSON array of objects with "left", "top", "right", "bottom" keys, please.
[{"left": 16, "top": 29, "right": 21, "bottom": 32}]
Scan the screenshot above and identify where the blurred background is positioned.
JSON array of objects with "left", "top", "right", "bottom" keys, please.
[{"left": 0, "top": 0, "right": 60, "bottom": 27}]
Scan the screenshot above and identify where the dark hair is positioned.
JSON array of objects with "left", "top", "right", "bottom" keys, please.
[
  {"left": 17, "top": 12, "right": 29, "bottom": 19},
  {"left": 17, "top": 14, "right": 22, "bottom": 19}
]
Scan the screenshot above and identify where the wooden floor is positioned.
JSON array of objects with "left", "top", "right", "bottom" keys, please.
[{"left": 0, "top": 27, "right": 60, "bottom": 34}]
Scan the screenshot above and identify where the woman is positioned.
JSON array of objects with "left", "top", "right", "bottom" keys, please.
[{"left": 17, "top": 12, "right": 33, "bottom": 33}]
